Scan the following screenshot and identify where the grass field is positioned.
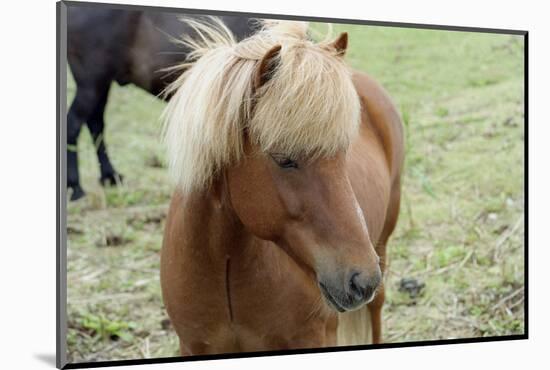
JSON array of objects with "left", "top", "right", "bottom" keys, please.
[{"left": 66, "top": 22, "right": 525, "bottom": 363}]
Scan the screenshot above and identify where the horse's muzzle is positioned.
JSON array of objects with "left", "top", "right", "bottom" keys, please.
[{"left": 319, "top": 269, "right": 381, "bottom": 312}]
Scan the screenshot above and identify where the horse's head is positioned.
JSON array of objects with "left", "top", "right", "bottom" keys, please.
[
  {"left": 163, "top": 20, "right": 381, "bottom": 312},
  {"left": 227, "top": 32, "right": 381, "bottom": 312},
  {"left": 227, "top": 141, "right": 381, "bottom": 312}
]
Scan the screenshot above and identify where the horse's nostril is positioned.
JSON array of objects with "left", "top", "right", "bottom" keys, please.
[
  {"left": 348, "top": 271, "right": 380, "bottom": 303},
  {"left": 349, "top": 272, "right": 367, "bottom": 300}
]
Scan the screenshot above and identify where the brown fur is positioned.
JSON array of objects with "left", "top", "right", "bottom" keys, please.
[
  {"left": 161, "top": 68, "right": 404, "bottom": 353},
  {"left": 160, "top": 18, "right": 403, "bottom": 354}
]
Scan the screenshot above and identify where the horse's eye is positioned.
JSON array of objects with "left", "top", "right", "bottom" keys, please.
[{"left": 270, "top": 154, "right": 298, "bottom": 169}]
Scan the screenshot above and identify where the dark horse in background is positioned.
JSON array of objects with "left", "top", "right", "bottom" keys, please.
[{"left": 67, "top": 6, "right": 257, "bottom": 200}]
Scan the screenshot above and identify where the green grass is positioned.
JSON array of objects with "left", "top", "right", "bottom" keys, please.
[{"left": 66, "top": 24, "right": 524, "bottom": 362}]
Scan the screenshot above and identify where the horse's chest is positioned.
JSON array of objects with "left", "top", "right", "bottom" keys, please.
[
  {"left": 171, "top": 243, "right": 334, "bottom": 353},
  {"left": 224, "top": 243, "right": 336, "bottom": 350}
]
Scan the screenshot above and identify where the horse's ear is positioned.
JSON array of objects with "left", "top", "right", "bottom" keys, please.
[
  {"left": 328, "top": 32, "right": 348, "bottom": 57},
  {"left": 254, "top": 44, "right": 282, "bottom": 90}
]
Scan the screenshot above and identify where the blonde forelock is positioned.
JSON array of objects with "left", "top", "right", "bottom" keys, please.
[{"left": 162, "top": 17, "right": 360, "bottom": 194}]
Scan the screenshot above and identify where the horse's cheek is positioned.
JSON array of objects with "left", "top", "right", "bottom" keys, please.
[{"left": 228, "top": 169, "right": 286, "bottom": 240}]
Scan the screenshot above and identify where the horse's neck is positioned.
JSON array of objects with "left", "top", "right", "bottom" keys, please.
[
  {"left": 165, "top": 189, "right": 334, "bottom": 346},
  {"left": 180, "top": 189, "right": 250, "bottom": 263}
]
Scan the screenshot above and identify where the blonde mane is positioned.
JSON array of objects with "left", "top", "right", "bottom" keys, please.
[{"left": 162, "top": 17, "right": 361, "bottom": 194}]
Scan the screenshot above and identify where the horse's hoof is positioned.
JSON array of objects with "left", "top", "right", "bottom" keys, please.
[
  {"left": 69, "top": 186, "right": 86, "bottom": 201},
  {"left": 100, "top": 172, "right": 124, "bottom": 187}
]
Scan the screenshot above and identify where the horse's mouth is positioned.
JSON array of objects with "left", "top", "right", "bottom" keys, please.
[{"left": 319, "top": 282, "right": 347, "bottom": 313}]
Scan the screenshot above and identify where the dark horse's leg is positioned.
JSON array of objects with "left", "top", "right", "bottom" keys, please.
[
  {"left": 86, "top": 85, "right": 123, "bottom": 187},
  {"left": 67, "top": 87, "right": 91, "bottom": 200},
  {"left": 67, "top": 83, "right": 109, "bottom": 200}
]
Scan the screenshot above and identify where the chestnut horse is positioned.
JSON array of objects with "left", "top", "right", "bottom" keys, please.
[{"left": 160, "top": 19, "right": 404, "bottom": 355}]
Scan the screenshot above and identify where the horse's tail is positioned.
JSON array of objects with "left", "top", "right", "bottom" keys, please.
[{"left": 336, "top": 306, "right": 372, "bottom": 346}]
